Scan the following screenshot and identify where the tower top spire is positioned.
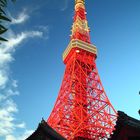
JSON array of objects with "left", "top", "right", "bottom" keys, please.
[
  {"left": 71, "top": 0, "right": 90, "bottom": 43},
  {"left": 63, "top": 0, "right": 97, "bottom": 63},
  {"left": 75, "top": 0, "right": 85, "bottom": 5},
  {"left": 74, "top": 0, "right": 85, "bottom": 15}
]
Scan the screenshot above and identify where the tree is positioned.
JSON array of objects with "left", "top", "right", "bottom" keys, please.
[{"left": 0, "top": 0, "right": 15, "bottom": 42}]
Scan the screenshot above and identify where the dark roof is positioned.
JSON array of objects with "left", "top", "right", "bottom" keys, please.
[
  {"left": 26, "top": 119, "right": 66, "bottom": 140},
  {"left": 110, "top": 111, "right": 140, "bottom": 140}
]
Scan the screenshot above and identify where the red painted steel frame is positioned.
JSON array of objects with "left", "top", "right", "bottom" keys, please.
[
  {"left": 48, "top": 48, "right": 117, "bottom": 139},
  {"left": 48, "top": 0, "right": 117, "bottom": 139}
]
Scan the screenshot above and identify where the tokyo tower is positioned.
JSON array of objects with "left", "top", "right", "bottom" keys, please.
[{"left": 48, "top": 0, "right": 117, "bottom": 139}]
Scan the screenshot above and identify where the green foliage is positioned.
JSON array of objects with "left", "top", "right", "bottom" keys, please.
[{"left": 0, "top": 0, "right": 15, "bottom": 42}]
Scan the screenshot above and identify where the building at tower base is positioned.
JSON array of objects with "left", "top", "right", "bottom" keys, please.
[
  {"left": 26, "top": 119, "right": 66, "bottom": 140},
  {"left": 109, "top": 111, "right": 140, "bottom": 140}
]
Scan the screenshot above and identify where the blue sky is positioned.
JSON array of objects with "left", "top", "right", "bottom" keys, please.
[{"left": 0, "top": 0, "right": 140, "bottom": 139}]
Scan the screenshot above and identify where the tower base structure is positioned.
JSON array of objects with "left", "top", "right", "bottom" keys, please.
[
  {"left": 48, "top": 38, "right": 117, "bottom": 139},
  {"left": 26, "top": 112, "right": 140, "bottom": 140}
]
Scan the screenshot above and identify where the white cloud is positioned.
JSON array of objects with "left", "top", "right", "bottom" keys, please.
[
  {"left": 37, "top": 25, "right": 49, "bottom": 31},
  {"left": 20, "top": 130, "right": 34, "bottom": 139},
  {"left": 61, "top": 0, "right": 69, "bottom": 11},
  {"left": 0, "top": 5, "right": 50, "bottom": 139},
  {"left": 12, "top": 80, "right": 18, "bottom": 88},
  {"left": 0, "top": 30, "right": 41, "bottom": 138},
  {"left": 0, "top": 30, "right": 43, "bottom": 88},
  {"left": 3, "top": 30, "right": 43, "bottom": 51},
  {"left": 0, "top": 87, "right": 19, "bottom": 102},
  {"left": 0, "top": 51, "right": 12, "bottom": 64},
  {"left": 0, "top": 30, "right": 43, "bottom": 139},
  {"left": 0, "top": 72, "right": 8, "bottom": 88},
  {"left": 36, "top": 25, "right": 49, "bottom": 40},
  {"left": 0, "top": 100, "right": 17, "bottom": 136},
  {"left": 6, "top": 130, "right": 34, "bottom": 140},
  {"left": 6, "top": 135, "right": 15, "bottom": 140},
  {"left": 16, "top": 123, "right": 26, "bottom": 129},
  {"left": 11, "top": 10, "right": 29, "bottom": 25}
]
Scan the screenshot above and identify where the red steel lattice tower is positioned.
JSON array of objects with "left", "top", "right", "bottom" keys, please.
[{"left": 48, "top": 0, "right": 117, "bottom": 139}]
